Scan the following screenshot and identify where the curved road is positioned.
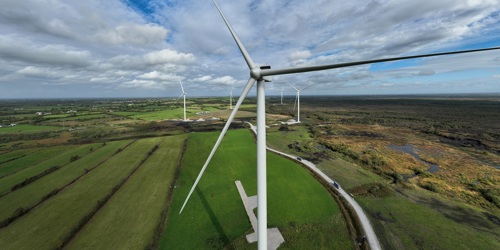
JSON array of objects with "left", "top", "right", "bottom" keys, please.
[{"left": 247, "top": 122, "right": 381, "bottom": 250}]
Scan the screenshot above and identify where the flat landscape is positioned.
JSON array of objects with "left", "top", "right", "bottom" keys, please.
[
  {"left": 268, "top": 95, "right": 500, "bottom": 249},
  {"left": 0, "top": 95, "right": 499, "bottom": 249}
]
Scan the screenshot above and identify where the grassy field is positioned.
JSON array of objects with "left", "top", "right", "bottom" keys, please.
[
  {"left": 160, "top": 129, "right": 352, "bottom": 249},
  {"left": 0, "top": 138, "right": 161, "bottom": 249},
  {"left": 266, "top": 125, "right": 316, "bottom": 156},
  {"left": 0, "top": 146, "right": 72, "bottom": 177},
  {"left": 0, "top": 125, "right": 61, "bottom": 134},
  {"left": 0, "top": 143, "right": 100, "bottom": 195},
  {"left": 114, "top": 106, "right": 206, "bottom": 121},
  {"left": 0, "top": 140, "right": 130, "bottom": 224},
  {"left": 0, "top": 147, "right": 40, "bottom": 165},
  {"left": 66, "top": 135, "right": 186, "bottom": 249},
  {"left": 357, "top": 190, "right": 500, "bottom": 250},
  {"left": 114, "top": 109, "right": 187, "bottom": 120}
]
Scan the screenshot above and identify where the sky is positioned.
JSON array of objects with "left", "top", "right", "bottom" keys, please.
[{"left": 0, "top": 0, "right": 499, "bottom": 99}]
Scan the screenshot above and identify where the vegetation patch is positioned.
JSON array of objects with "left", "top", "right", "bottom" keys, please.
[{"left": 349, "top": 183, "right": 394, "bottom": 198}]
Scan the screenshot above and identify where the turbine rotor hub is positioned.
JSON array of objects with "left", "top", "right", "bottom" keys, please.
[
  {"left": 250, "top": 67, "right": 261, "bottom": 80},
  {"left": 250, "top": 66, "right": 272, "bottom": 82}
]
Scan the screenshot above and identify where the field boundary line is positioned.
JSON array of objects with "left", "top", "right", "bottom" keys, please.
[
  {"left": 148, "top": 138, "right": 188, "bottom": 249},
  {"left": 0, "top": 155, "right": 27, "bottom": 166}
]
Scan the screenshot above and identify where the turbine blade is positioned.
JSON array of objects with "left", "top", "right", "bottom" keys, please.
[
  {"left": 285, "top": 80, "right": 299, "bottom": 91},
  {"left": 170, "top": 94, "right": 183, "bottom": 108},
  {"left": 180, "top": 77, "right": 257, "bottom": 214},
  {"left": 212, "top": 0, "right": 256, "bottom": 69},
  {"left": 178, "top": 77, "right": 185, "bottom": 94},
  {"left": 301, "top": 83, "right": 315, "bottom": 91},
  {"left": 261, "top": 46, "right": 500, "bottom": 77}
]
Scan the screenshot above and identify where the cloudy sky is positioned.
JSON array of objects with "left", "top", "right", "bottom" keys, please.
[{"left": 0, "top": 0, "right": 499, "bottom": 98}]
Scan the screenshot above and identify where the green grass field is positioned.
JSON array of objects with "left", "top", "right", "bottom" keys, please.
[
  {"left": 0, "top": 147, "right": 40, "bottom": 165},
  {"left": 66, "top": 135, "right": 186, "bottom": 249},
  {"left": 114, "top": 109, "right": 190, "bottom": 120},
  {"left": 358, "top": 191, "right": 500, "bottom": 249},
  {"left": 0, "top": 146, "right": 73, "bottom": 177},
  {"left": 44, "top": 114, "right": 110, "bottom": 121},
  {"left": 0, "top": 140, "right": 130, "bottom": 223},
  {"left": 266, "top": 125, "right": 315, "bottom": 156},
  {"left": 0, "top": 125, "right": 61, "bottom": 134},
  {"left": 0, "top": 138, "right": 160, "bottom": 249},
  {"left": 160, "top": 129, "right": 352, "bottom": 249},
  {"left": 0, "top": 143, "right": 100, "bottom": 195}
]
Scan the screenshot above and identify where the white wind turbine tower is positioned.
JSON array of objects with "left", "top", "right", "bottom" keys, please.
[
  {"left": 172, "top": 77, "right": 187, "bottom": 121},
  {"left": 229, "top": 86, "right": 235, "bottom": 109},
  {"left": 180, "top": 1, "right": 500, "bottom": 249},
  {"left": 288, "top": 81, "right": 314, "bottom": 123},
  {"left": 280, "top": 87, "right": 284, "bottom": 105}
]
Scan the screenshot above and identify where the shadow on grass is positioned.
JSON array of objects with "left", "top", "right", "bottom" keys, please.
[
  {"left": 195, "top": 187, "right": 233, "bottom": 249},
  {"left": 420, "top": 197, "right": 498, "bottom": 234}
]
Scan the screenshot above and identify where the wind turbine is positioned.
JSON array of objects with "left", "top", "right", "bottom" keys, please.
[
  {"left": 288, "top": 81, "right": 314, "bottom": 123},
  {"left": 180, "top": 1, "right": 500, "bottom": 249},
  {"left": 280, "top": 87, "right": 284, "bottom": 105},
  {"left": 229, "top": 86, "right": 235, "bottom": 109},
  {"left": 171, "top": 77, "right": 187, "bottom": 121}
]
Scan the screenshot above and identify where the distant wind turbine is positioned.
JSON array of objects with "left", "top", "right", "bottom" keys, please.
[
  {"left": 180, "top": 1, "right": 500, "bottom": 249},
  {"left": 280, "top": 87, "right": 284, "bottom": 105},
  {"left": 230, "top": 86, "right": 235, "bottom": 109},
  {"left": 171, "top": 77, "right": 187, "bottom": 121},
  {"left": 287, "top": 81, "right": 314, "bottom": 123}
]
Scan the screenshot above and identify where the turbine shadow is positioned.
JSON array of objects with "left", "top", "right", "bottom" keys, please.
[{"left": 195, "top": 186, "right": 233, "bottom": 249}]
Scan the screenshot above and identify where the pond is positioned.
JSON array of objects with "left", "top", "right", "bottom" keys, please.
[{"left": 388, "top": 144, "right": 440, "bottom": 173}]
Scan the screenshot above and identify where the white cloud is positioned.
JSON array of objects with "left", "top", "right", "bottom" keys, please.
[
  {"left": 288, "top": 50, "right": 312, "bottom": 61},
  {"left": 120, "top": 79, "right": 165, "bottom": 90},
  {"left": 209, "top": 76, "right": 237, "bottom": 85},
  {"left": 143, "top": 49, "right": 196, "bottom": 65},
  {"left": 138, "top": 71, "right": 178, "bottom": 81},
  {"left": 94, "top": 24, "right": 168, "bottom": 46},
  {"left": 192, "top": 75, "right": 213, "bottom": 82},
  {"left": 17, "top": 66, "right": 54, "bottom": 78},
  {"left": 0, "top": 0, "right": 499, "bottom": 97},
  {"left": 0, "top": 35, "right": 92, "bottom": 67}
]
